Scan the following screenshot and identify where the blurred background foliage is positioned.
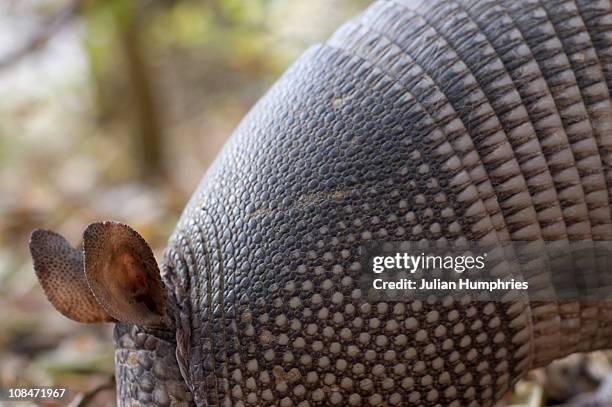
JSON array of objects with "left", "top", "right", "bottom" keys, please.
[
  {"left": 1, "top": 0, "right": 611, "bottom": 406},
  {"left": 0, "top": 0, "right": 367, "bottom": 404}
]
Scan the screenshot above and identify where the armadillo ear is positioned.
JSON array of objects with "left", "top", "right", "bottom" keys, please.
[
  {"left": 83, "top": 221, "right": 168, "bottom": 328},
  {"left": 29, "top": 229, "right": 114, "bottom": 323}
]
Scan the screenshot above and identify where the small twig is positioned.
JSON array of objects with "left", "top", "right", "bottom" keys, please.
[
  {"left": 0, "top": 0, "right": 88, "bottom": 70},
  {"left": 67, "top": 375, "right": 115, "bottom": 407}
]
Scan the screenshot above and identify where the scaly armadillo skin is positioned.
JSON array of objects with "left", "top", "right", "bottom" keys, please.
[
  {"left": 166, "top": 44, "right": 532, "bottom": 407},
  {"left": 114, "top": 324, "right": 193, "bottom": 405},
  {"left": 327, "top": 21, "right": 511, "bottom": 240},
  {"left": 505, "top": 0, "right": 612, "bottom": 239},
  {"left": 575, "top": 0, "right": 612, "bottom": 102},
  {"left": 343, "top": 0, "right": 564, "bottom": 366},
  {"left": 360, "top": 1, "right": 542, "bottom": 239},
  {"left": 113, "top": 0, "right": 612, "bottom": 406}
]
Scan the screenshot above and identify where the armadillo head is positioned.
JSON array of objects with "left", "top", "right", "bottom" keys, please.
[{"left": 29, "top": 222, "right": 192, "bottom": 405}]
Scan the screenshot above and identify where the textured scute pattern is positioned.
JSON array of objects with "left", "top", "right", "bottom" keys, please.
[
  {"left": 29, "top": 229, "right": 113, "bottom": 323},
  {"left": 576, "top": 0, "right": 612, "bottom": 95},
  {"left": 497, "top": 0, "right": 612, "bottom": 361},
  {"left": 576, "top": 0, "right": 612, "bottom": 356},
  {"left": 542, "top": 0, "right": 612, "bottom": 240},
  {"left": 536, "top": 0, "right": 612, "bottom": 358},
  {"left": 169, "top": 45, "right": 532, "bottom": 406},
  {"left": 153, "top": 0, "right": 612, "bottom": 406},
  {"left": 354, "top": 0, "right": 569, "bottom": 368},
  {"left": 359, "top": 1, "right": 542, "bottom": 240},
  {"left": 402, "top": 0, "right": 568, "bottom": 241},
  {"left": 466, "top": 0, "right": 587, "bottom": 225},
  {"left": 325, "top": 4, "right": 563, "bottom": 368},
  {"left": 507, "top": 0, "right": 612, "bottom": 240},
  {"left": 545, "top": 0, "right": 612, "bottom": 191},
  {"left": 115, "top": 323, "right": 193, "bottom": 406},
  {"left": 327, "top": 21, "right": 510, "bottom": 240}
]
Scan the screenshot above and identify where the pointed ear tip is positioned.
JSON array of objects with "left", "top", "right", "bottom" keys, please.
[
  {"left": 83, "top": 222, "right": 110, "bottom": 242},
  {"left": 29, "top": 228, "right": 59, "bottom": 253},
  {"left": 29, "top": 228, "right": 49, "bottom": 243},
  {"left": 83, "top": 221, "right": 134, "bottom": 237},
  {"left": 83, "top": 221, "right": 153, "bottom": 254}
]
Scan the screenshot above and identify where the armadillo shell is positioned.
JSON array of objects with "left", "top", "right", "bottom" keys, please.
[
  {"left": 463, "top": 0, "right": 612, "bottom": 241},
  {"left": 575, "top": 0, "right": 612, "bottom": 94},
  {"left": 542, "top": 0, "right": 612, "bottom": 240},
  {"left": 461, "top": 1, "right": 592, "bottom": 240},
  {"left": 573, "top": 0, "right": 612, "bottom": 353},
  {"left": 507, "top": 0, "right": 612, "bottom": 239},
  {"left": 394, "top": 0, "right": 569, "bottom": 240},
  {"left": 318, "top": 44, "right": 501, "bottom": 241},
  {"left": 327, "top": 22, "right": 510, "bottom": 240},
  {"left": 404, "top": 0, "right": 599, "bottom": 364},
  {"left": 169, "top": 1, "right": 612, "bottom": 405},
  {"left": 322, "top": 40, "right": 500, "bottom": 242},
  {"left": 366, "top": 0, "right": 612, "bottom": 362},
  {"left": 350, "top": 0, "right": 577, "bottom": 363},
  {"left": 326, "top": 12, "right": 575, "bottom": 364},
  {"left": 328, "top": 19, "right": 573, "bottom": 316},
  {"left": 174, "top": 44, "right": 534, "bottom": 406},
  {"left": 459, "top": 0, "right": 608, "bottom": 358},
  {"left": 360, "top": 1, "right": 544, "bottom": 239},
  {"left": 503, "top": 0, "right": 612, "bottom": 355},
  {"left": 522, "top": 0, "right": 612, "bottom": 240},
  {"left": 326, "top": 26, "right": 560, "bottom": 370},
  {"left": 535, "top": 0, "right": 612, "bottom": 354}
]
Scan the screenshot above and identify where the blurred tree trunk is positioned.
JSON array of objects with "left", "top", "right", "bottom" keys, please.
[{"left": 114, "top": 1, "right": 165, "bottom": 182}]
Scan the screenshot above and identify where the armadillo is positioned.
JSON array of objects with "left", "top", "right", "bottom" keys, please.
[{"left": 28, "top": 0, "right": 612, "bottom": 405}]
